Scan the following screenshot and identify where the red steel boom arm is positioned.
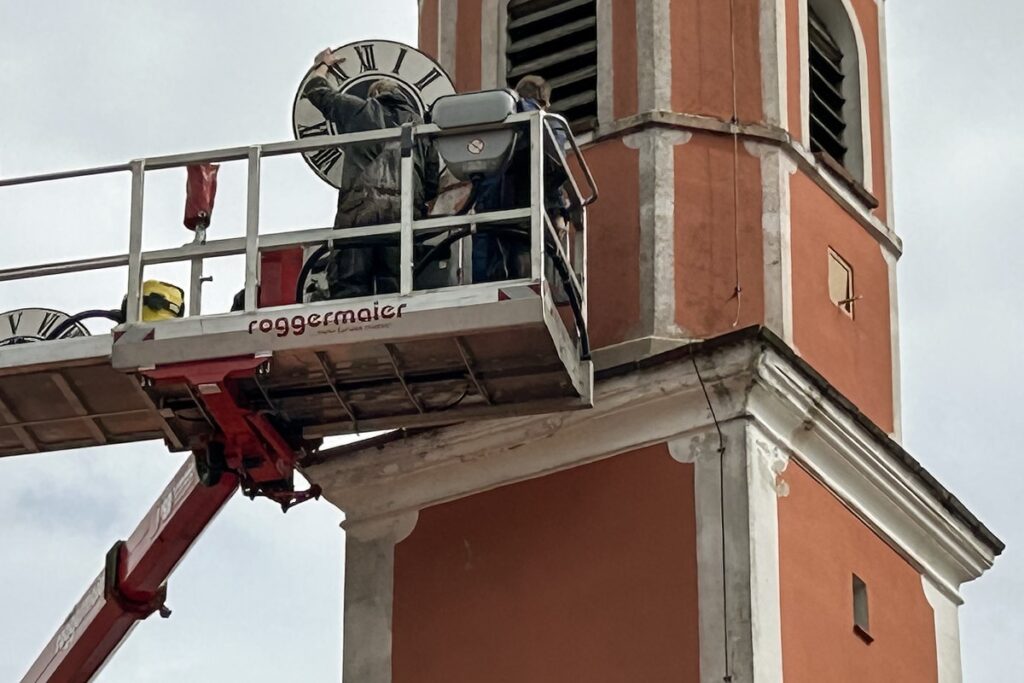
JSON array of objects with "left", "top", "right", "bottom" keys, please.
[
  {"left": 22, "top": 355, "right": 319, "bottom": 682},
  {"left": 21, "top": 459, "right": 237, "bottom": 683}
]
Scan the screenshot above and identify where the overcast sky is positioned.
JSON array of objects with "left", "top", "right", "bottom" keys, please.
[{"left": 0, "top": 1, "right": 1019, "bottom": 681}]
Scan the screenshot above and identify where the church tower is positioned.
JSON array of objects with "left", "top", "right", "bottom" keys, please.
[{"left": 308, "top": 2, "right": 1002, "bottom": 681}]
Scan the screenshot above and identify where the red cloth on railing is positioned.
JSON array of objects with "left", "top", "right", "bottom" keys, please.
[{"left": 184, "top": 164, "right": 220, "bottom": 231}]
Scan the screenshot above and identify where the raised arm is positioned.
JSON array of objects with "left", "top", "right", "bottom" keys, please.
[{"left": 302, "top": 48, "right": 385, "bottom": 130}]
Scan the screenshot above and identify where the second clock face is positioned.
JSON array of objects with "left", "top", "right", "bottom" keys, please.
[
  {"left": 0, "top": 308, "right": 89, "bottom": 346},
  {"left": 291, "top": 40, "right": 456, "bottom": 188}
]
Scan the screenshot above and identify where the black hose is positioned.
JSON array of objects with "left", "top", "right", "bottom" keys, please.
[
  {"left": 287, "top": 182, "right": 592, "bottom": 359},
  {"left": 483, "top": 224, "right": 589, "bottom": 359},
  {"left": 45, "top": 309, "right": 123, "bottom": 341},
  {"left": 413, "top": 226, "right": 472, "bottom": 278},
  {"left": 413, "top": 220, "right": 591, "bottom": 360},
  {"left": 548, "top": 249, "right": 591, "bottom": 360},
  {"left": 0, "top": 336, "right": 38, "bottom": 346}
]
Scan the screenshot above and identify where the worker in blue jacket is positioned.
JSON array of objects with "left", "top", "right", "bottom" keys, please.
[{"left": 472, "top": 75, "right": 570, "bottom": 283}]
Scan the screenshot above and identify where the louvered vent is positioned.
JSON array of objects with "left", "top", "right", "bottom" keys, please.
[
  {"left": 506, "top": 0, "right": 598, "bottom": 132},
  {"left": 808, "top": 9, "right": 847, "bottom": 164}
]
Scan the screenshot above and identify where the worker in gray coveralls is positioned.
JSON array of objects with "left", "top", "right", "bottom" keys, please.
[{"left": 302, "top": 48, "right": 439, "bottom": 299}]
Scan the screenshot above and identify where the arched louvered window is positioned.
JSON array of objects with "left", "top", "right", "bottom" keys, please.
[
  {"left": 506, "top": 0, "right": 598, "bottom": 132},
  {"left": 809, "top": 9, "right": 847, "bottom": 165},
  {"left": 806, "top": 0, "right": 868, "bottom": 187}
]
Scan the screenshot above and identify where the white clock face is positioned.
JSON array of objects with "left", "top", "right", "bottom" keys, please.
[
  {"left": 0, "top": 308, "right": 89, "bottom": 346},
  {"left": 292, "top": 40, "right": 456, "bottom": 188}
]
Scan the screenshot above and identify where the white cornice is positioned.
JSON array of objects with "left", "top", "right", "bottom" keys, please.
[
  {"left": 748, "top": 348, "right": 997, "bottom": 599},
  {"left": 306, "top": 343, "right": 756, "bottom": 522},
  {"left": 591, "top": 111, "right": 903, "bottom": 256},
  {"left": 305, "top": 336, "right": 998, "bottom": 595}
]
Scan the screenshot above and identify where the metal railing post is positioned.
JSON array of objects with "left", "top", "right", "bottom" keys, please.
[
  {"left": 0, "top": 113, "right": 599, "bottom": 312},
  {"left": 577, "top": 208, "right": 588, "bottom": 329},
  {"left": 188, "top": 226, "right": 207, "bottom": 317},
  {"left": 399, "top": 125, "right": 415, "bottom": 296},
  {"left": 530, "top": 113, "right": 545, "bottom": 282},
  {"left": 244, "top": 146, "right": 262, "bottom": 312},
  {"left": 125, "top": 160, "right": 146, "bottom": 323}
]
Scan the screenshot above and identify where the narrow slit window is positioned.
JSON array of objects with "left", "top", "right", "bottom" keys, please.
[
  {"left": 506, "top": 0, "right": 598, "bottom": 132},
  {"left": 852, "top": 574, "right": 872, "bottom": 642},
  {"left": 828, "top": 248, "right": 855, "bottom": 317}
]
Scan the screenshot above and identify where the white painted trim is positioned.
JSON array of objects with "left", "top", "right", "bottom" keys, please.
[
  {"left": 789, "top": 134, "right": 900, "bottom": 256},
  {"left": 745, "top": 424, "right": 788, "bottom": 683},
  {"left": 672, "top": 422, "right": 748, "bottom": 683},
  {"left": 748, "top": 350, "right": 996, "bottom": 598},
  {"left": 669, "top": 421, "right": 787, "bottom": 683},
  {"left": 624, "top": 128, "right": 691, "bottom": 338},
  {"left": 313, "top": 343, "right": 997, "bottom": 683},
  {"left": 591, "top": 109, "right": 902, "bottom": 254},
  {"left": 884, "top": 247, "right": 902, "bottom": 442},
  {"left": 923, "top": 574, "right": 965, "bottom": 683},
  {"left": 496, "top": 0, "right": 510, "bottom": 88},
  {"left": 341, "top": 512, "right": 419, "bottom": 683},
  {"left": 596, "top": 0, "right": 615, "bottom": 126},
  {"left": 310, "top": 339, "right": 997, "bottom": 598},
  {"left": 670, "top": 429, "right": 730, "bottom": 683},
  {"left": 845, "top": 0, "right": 873, "bottom": 190},
  {"left": 749, "top": 140, "right": 797, "bottom": 346},
  {"left": 636, "top": 0, "right": 672, "bottom": 112},
  {"left": 845, "top": 0, "right": 874, "bottom": 191},
  {"left": 480, "top": 0, "right": 501, "bottom": 89},
  {"left": 438, "top": 0, "right": 458, "bottom": 82},
  {"left": 590, "top": 335, "right": 694, "bottom": 371},
  {"left": 312, "top": 342, "right": 758, "bottom": 522},
  {"left": 798, "top": 0, "right": 810, "bottom": 148},
  {"left": 315, "top": 344, "right": 997, "bottom": 682},
  {"left": 760, "top": 0, "right": 789, "bottom": 129},
  {"left": 877, "top": 0, "right": 895, "bottom": 228}
]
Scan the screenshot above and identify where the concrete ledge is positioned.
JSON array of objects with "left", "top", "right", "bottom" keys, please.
[
  {"left": 306, "top": 328, "right": 1001, "bottom": 589},
  {"left": 589, "top": 109, "right": 904, "bottom": 257}
]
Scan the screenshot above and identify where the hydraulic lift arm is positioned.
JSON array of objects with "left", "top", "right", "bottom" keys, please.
[
  {"left": 21, "top": 459, "right": 237, "bottom": 683},
  {"left": 22, "top": 355, "right": 320, "bottom": 683}
]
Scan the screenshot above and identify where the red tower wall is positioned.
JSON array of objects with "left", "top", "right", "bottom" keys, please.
[
  {"left": 671, "top": 0, "right": 764, "bottom": 121},
  {"left": 418, "top": 0, "right": 439, "bottom": 61},
  {"left": 392, "top": 445, "right": 701, "bottom": 682},
  {"left": 674, "top": 135, "right": 766, "bottom": 336},
  {"left": 612, "top": 0, "right": 639, "bottom": 119},
  {"left": 582, "top": 141, "right": 643, "bottom": 347},
  {"left": 779, "top": 464, "right": 938, "bottom": 682},
  {"left": 418, "top": 1, "right": 895, "bottom": 428},
  {"left": 790, "top": 173, "right": 895, "bottom": 431},
  {"left": 393, "top": 2, "right": 937, "bottom": 675},
  {"left": 455, "top": 0, "right": 482, "bottom": 91}
]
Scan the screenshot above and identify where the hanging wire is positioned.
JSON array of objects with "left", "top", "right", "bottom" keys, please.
[{"left": 690, "top": 343, "right": 732, "bottom": 681}]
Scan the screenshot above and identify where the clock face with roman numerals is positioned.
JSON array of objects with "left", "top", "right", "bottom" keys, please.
[
  {"left": 292, "top": 40, "right": 456, "bottom": 188},
  {"left": 0, "top": 308, "right": 89, "bottom": 346}
]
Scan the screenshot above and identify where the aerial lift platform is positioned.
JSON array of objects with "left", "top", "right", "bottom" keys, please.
[
  {"left": 1, "top": 98, "right": 597, "bottom": 681},
  {"left": 0, "top": 106, "right": 595, "bottom": 458}
]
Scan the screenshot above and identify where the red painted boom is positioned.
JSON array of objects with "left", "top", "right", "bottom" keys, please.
[{"left": 21, "top": 460, "right": 237, "bottom": 683}]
